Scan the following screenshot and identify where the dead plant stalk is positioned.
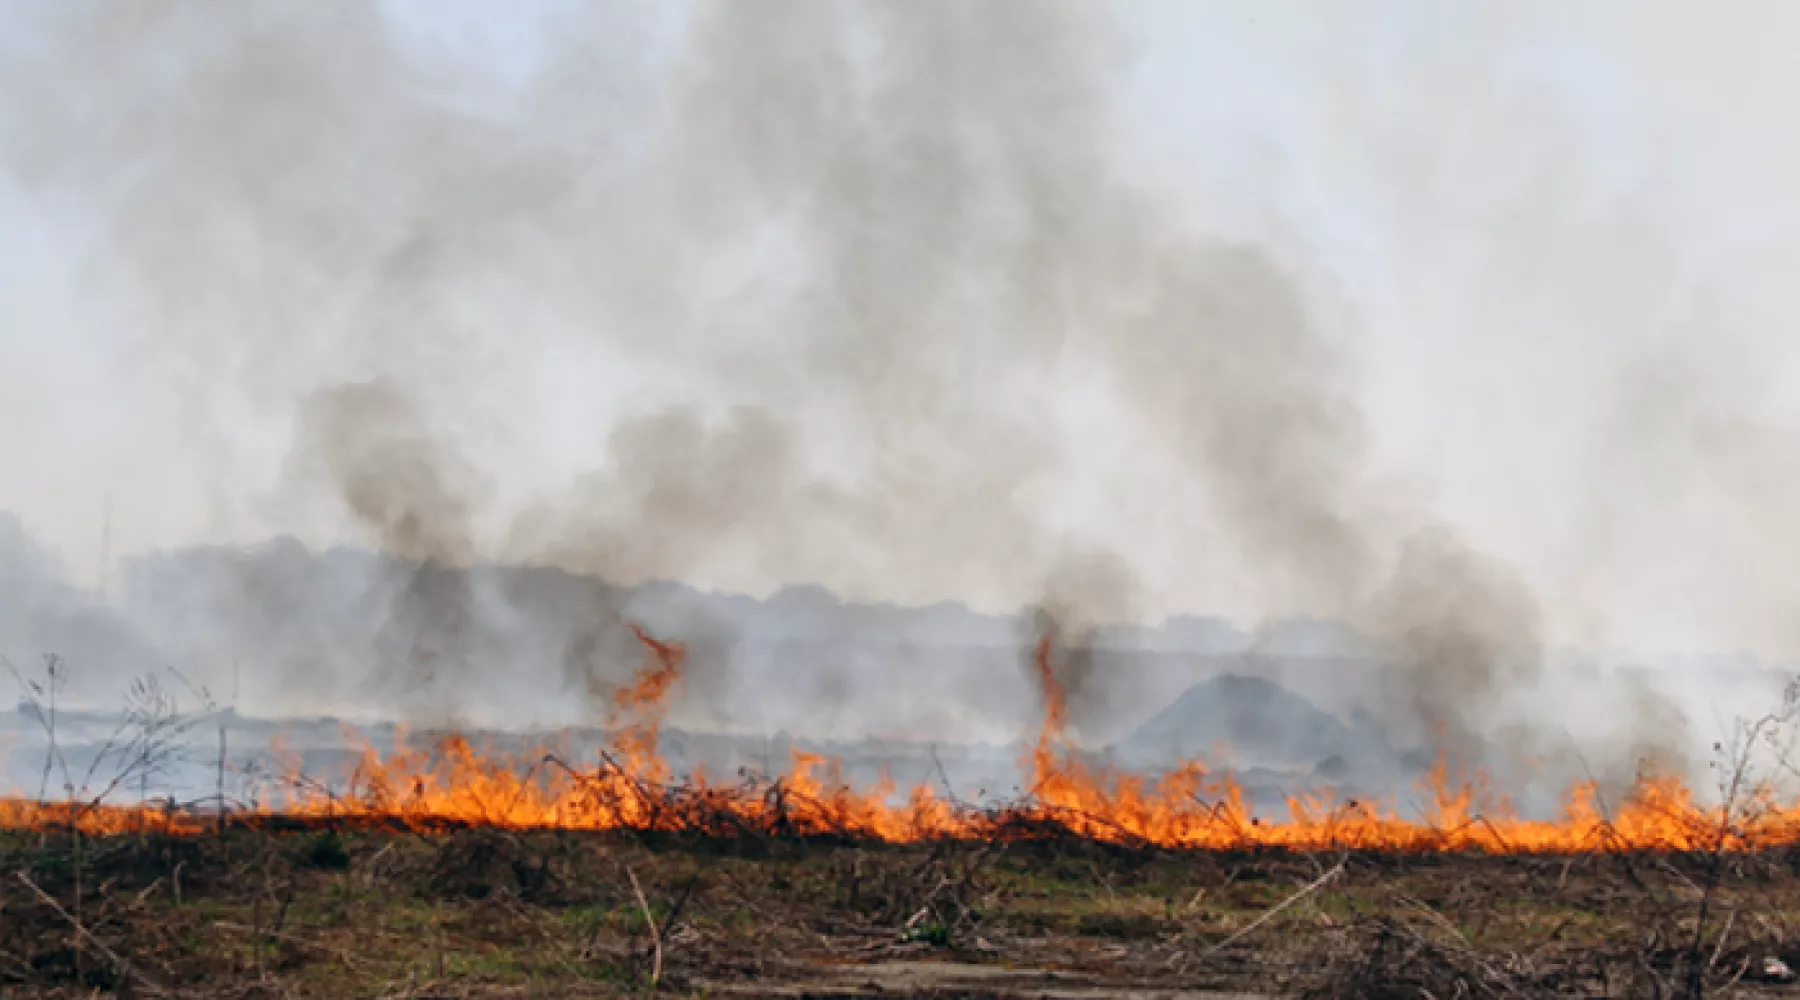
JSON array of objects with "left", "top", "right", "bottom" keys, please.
[{"left": 628, "top": 866, "right": 663, "bottom": 987}]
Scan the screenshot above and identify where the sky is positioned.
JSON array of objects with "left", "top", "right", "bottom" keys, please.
[{"left": 5, "top": 1, "right": 1800, "bottom": 668}]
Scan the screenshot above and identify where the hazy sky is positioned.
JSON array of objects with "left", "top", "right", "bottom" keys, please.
[{"left": 6, "top": 1, "right": 1800, "bottom": 662}]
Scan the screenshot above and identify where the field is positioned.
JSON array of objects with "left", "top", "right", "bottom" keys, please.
[
  {"left": 8, "top": 646, "right": 1800, "bottom": 997},
  {"left": 6, "top": 821, "right": 1800, "bottom": 998}
]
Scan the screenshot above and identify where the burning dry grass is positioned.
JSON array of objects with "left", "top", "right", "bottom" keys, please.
[
  {"left": 5, "top": 629, "right": 1797, "bottom": 855},
  {"left": 0, "top": 748, "right": 1770, "bottom": 856},
  {"left": 9, "top": 631, "right": 1800, "bottom": 995}
]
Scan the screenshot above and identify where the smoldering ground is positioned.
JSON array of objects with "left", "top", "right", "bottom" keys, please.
[{"left": 0, "top": 0, "right": 1766, "bottom": 793}]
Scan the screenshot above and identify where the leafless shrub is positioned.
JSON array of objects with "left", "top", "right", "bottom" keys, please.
[
  {"left": 6, "top": 656, "right": 210, "bottom": 825},
  {"left": 1677, "top": 676, "right": 1800, "bottom": 998},
  {"left": 5, "top": 655, "right": 217, "bottom": 988}
]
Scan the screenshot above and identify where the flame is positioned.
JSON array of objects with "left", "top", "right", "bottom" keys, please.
[
  {"left": 608, "top": 623, "right": 687, "bottom": 782},
  {"left": 8, "top": 626, "right": 1800, "bottom": 853},
  {"left": 1025, "top": 632, "right": 1067, "bottom": 794}
]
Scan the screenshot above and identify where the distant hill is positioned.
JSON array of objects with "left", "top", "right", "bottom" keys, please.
[{"left": 1109, "top": 673, "right": 1394, "bottom": 774}]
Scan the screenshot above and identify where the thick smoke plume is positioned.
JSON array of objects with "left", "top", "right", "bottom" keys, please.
[{"left": 0, "top": 0, "right": 1748, "bottom": 780}]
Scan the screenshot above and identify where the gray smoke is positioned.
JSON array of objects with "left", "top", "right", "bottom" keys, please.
[{"left": 0, "top": 0, "right": 1726, "bottom": 779}]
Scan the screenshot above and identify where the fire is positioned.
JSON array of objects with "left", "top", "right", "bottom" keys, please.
[
  {"left": 616, "top": 624, "right": 685, "bottom": 715},
  {"left": 9, "top": 624, "right": 1800, "bottom": 853},
  {"left": 608, "top": 623, "right": 687, "bottom": 782},
  {"left": 1025, "top": 633, "right": 1067, "bottom": 795}
]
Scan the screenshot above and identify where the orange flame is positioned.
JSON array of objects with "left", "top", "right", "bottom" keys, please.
[
  {"left": 608, "top": 623, "right": 687, "bottom": 781},
  {"left": 1026, "top": 632, "right": 1067, "bottom": 793},
  {"left": 4, "top": 737, "right": 1795, "bottom": 852}
]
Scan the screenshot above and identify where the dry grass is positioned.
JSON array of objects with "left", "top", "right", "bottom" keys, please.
[{"left": 4, "top": 824, "right": 1800, "bottom": 997}]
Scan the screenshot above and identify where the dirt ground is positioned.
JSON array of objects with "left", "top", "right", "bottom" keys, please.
[{"left": 4, "top": 824, "right": 1800, "bottom": 998}]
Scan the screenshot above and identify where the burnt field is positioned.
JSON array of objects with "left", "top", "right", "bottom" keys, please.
[{"left": 6, "top": 825, "right": 1800, "bottom": 999}]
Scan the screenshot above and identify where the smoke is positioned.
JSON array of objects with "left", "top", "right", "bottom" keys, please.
[
  {"left": 283, "top": 380, "right": 491, "bottom": 717},
  {"left": 6, "top": 0, "right": 1793, "bottom": 779},
  {"left": 1616, "top": 670, "right": 1692, "bottom": 788},
  {"left": 1025, "top": 551, "right": 1141, "bottom": 738},
  {"left": 0, "top": 514, "right": 151, "bottom": 695},
  {"left": 1366, "top": 529, "right": 1544, "bottom": 759}
]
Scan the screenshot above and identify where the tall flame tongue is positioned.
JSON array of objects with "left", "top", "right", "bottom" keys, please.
[
  {"left": 1028, "top": 632, "right": 1068, "bottom": 780},
  {"left": 609, "top": 623, "right": 687, "bottom": 782},
  {"left": 1019, "top": 627, "right": 1196, "bottom": 840}
]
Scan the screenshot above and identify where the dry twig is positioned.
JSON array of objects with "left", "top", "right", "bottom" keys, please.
[
  {"left": 627, "top": 866, "right": 663, "bottom": 987},
  {"left": 1197, "top": 857, "right": 1345, "bottom": 960},
  {"left": 16, "top": 870, "right": 169, "bottom": 996}
]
